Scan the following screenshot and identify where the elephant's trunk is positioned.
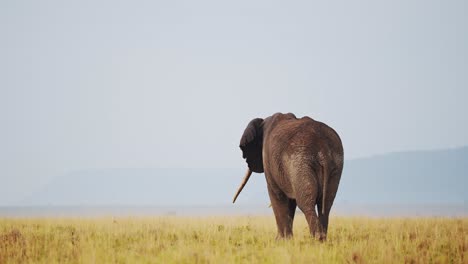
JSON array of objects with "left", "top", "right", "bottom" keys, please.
[{"left": 232, "top": 168, "right": 252, "bottom": 203}]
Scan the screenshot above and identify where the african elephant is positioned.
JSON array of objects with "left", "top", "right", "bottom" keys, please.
[{"left": 232, "top": 113, "right": 344, "bottom": 240}]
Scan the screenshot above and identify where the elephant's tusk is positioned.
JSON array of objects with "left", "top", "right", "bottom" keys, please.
[{"left": 232, "top": 168, "right": 252, "bottom": 203}]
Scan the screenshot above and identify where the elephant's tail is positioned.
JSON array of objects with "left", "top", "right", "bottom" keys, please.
[{"left": 322, "top": 165, "right": 328, "bottom": 215}]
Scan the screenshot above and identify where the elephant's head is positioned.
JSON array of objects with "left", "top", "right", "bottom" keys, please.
[{"left": 232, "top": 118, "right": 265, "bottom": 203}]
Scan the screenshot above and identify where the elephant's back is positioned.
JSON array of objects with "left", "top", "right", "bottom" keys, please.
[
  {"left": 263, "top": 115, "right": 344, "bottom": 199},
  {"left": 274, "top": 117, "right": 344, "bottom": 167}
]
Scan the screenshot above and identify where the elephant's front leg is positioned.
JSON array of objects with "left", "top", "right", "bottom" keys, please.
[{"left": 267, "top": 184, "right": 296, "bottom": 239}]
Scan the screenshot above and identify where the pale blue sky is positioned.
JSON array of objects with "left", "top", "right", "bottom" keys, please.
[{"left": 1, "top": 0, "right": 467, "bottom": 204}]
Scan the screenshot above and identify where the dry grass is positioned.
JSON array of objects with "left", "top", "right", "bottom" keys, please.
[{"left": 0, "top": 216, "right": 466, "bottom": 263}]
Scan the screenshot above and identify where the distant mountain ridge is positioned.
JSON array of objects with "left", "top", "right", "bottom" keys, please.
[
  {"left": 22, "top": 147, "right": 468, "bottom": 206},
  {"left": 338, "top": 146, "right": 467, "bottom": 204}
]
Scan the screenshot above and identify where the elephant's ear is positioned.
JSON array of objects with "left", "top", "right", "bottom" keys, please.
[{"left": 239, "top": 118, "right": 264, "bottom": 173}]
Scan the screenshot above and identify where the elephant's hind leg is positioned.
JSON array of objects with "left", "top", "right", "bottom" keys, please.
[
  {"left": 295, "top": 175, "right": 325, "bottom": 241},
  {"left": 317, "top": 203, "right": 329, "bottom": 239},
  {"left": 317, "top": 168, "right": 341, "bottom": 239},
  {"left": 267, "top": 185, "right": 296, "bottom": 239}
]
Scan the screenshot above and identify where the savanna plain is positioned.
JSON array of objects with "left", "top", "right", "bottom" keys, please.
[{"left": 0, "top": 216, "right": 466, "bottom": 263}]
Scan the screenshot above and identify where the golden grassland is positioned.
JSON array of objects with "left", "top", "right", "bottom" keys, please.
[{"left": 0, "top": 216, "right": 466, "bottom": 263}]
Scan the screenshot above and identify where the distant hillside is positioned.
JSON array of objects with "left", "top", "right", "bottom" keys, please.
[
  {"left": 338, "top": 146, "right": 467, "bottom": 204},
  {"left": 22, "top": 147, "right": 468, "bottom": 206}
]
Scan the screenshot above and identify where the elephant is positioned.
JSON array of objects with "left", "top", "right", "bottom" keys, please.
[{"left": 232, "top": 113, "right": 344, "bottom": 241}]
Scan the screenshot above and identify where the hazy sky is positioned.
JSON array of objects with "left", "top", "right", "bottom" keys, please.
[{"left": 1, "top": 0, "right": 467, "bottom": 203}]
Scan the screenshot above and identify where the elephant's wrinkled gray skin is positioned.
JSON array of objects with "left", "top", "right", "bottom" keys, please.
[{"left": 233, "top": 113, "right": 344, "bottom": 241}]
